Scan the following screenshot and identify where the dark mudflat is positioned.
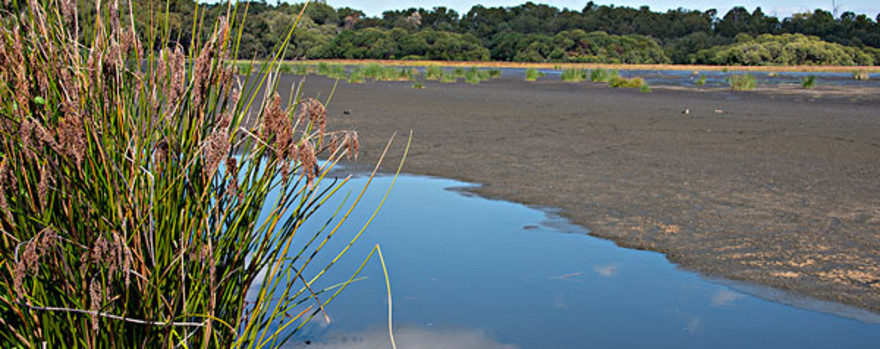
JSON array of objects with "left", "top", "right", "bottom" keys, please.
[{"left": 280, "top": 74, "right": 880, "bottom": 313}]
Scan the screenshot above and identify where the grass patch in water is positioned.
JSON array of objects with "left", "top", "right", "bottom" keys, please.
[
  {"left": 561, "top": 68, "right": 588, "bottom": 82},
  {"left": 608, "top": 76, "right": 645, "bottom": 89},
  {"left": 525, "top": 67, "right": 544, "bottom": 81},
  {"left": 728, "top": 73, "right": 757, "bottom": 91},
  {"left": 802, "top": 75, "right": 817, "bottom": 89}
]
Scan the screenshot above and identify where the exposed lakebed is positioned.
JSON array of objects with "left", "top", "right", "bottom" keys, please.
[{"left": 256, "top": 173, "right": 880, "bottom": 348}]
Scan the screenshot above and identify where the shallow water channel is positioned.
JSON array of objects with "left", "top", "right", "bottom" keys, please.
[{"left": 263, "top": 173, "right": 880, "bottom": 348}]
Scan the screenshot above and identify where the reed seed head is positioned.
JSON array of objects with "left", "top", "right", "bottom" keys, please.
[
  {"left": 13, "top": 260, "right": 25, "bottom": 299},
  {"left": 60, "top": 0, "right": 75, "bottom": 26},
  {"left": 204, "top": 126, "right": 229, "bottom": 178},
  {"left": 262, "top": 93, "right": 294, "bottom": 162},
  {"left": 59, "top": 113, "right": 86, "bottom": 168},
  {"left": 0, "top": 186, "right": 13, "bottom": 227},
  {"left": 298, "top": 141, "right": 317, "bottom": 187},
  {"left": 298, "top": 98, "right": 327, "bottom": 139},
  {"left": 38, "top": 163, "right": 52, "bottom": 211},
  {"left": 89, "top": 277, "right": 102, "bottom": 331}
]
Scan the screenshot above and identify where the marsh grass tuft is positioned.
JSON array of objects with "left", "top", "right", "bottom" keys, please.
[
  {"left": 525, "top": 67, "right": 544, "bottom": 81},
  {"left": 561, "top": 68, "right": 588, "bottom": 82},
  {"left": 293, "top": 63, "right": 312, "bottom": 75},
  {"left": 440, "top": 71, "right": 458, "bottom": 83},
  {"left": 852, "top": 70, "right": 870, "bottom": 80},
  {"left": 728, "top": 73, "right": 758, "bottom": 90},
  {"left": 589, "top": 68, "right": 619, "bottom": 83},
  {"left": 695, "top": 74, "right": 707, "bottom": 86},
  {"left": 608, "top": 76, "right": 645, "bottom": 89},
  {"left": 425, "top": 66, "right": 444, "bottom": 80},
  {"left": 465, "top": 67, "right": 483, "bottom": 84},
  {"left": 0, "top": 1, "right": 398, "bottom": 347},
  {"left": 802, "top": 75, "right": 817, "bottom": 89},
  {"left": 348, "top": 66, "right": 366, "bottom": 83}
]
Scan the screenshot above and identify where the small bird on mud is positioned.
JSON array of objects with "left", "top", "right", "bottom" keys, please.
[
  {"left": 682, "top": 108, "right": 690, "bottom": 115},
  {"left": 343, "top": 109, "right": 351, "bottom": 115},
  {"left": 714, "top": 109, "right": 724, "bottom": 114}
]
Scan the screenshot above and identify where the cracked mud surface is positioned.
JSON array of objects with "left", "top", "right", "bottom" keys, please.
[{"left": 283, "top": 75, "right": 880, "bottom": 313}]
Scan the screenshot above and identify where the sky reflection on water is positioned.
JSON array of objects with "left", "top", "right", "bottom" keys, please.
[{"left": 263, "top": 174, "right": 880, "bottom": 349}]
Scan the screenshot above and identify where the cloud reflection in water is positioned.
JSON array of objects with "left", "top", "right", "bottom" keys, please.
[{"left": 286, "top": 325, "right": 518, "bottom": 349}]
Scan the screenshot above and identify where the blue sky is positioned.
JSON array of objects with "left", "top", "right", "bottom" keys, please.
[{"left": 324, "top": 0, "right": 880, "bottom": 18}]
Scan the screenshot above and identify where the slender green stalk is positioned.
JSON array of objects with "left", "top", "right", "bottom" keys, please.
[{"left": 0, "top": 1, "right": 394, "bottom": 347}]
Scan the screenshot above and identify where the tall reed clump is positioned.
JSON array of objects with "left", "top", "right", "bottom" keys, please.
[
  {"left": 0, "top": 1, "right": 396, "bottom": 347},
  {"left": 524, "top": 67, "right": 543, "bottom": 81},
  {"left": 464, "top": 67, "right": 483, "bottom": 84},
  {"left": 560, "top": 68, "right": 588, "bottom": 82},
  {"left": 852, "top": 70, "right": 870, "bottom": 81},
  {"left": 802, "top": 75, "right": 817, "bottom": 89},
  {"left": 440, "top": 71, "right": 457, "bottom": 83},
  {"left": 425, "top": 66, "right": 444, "bottom": 81},
  {"left": 608, "top": 76, "right": 645, "bottom": 89},
  {"left": 728, "top": 73, "right": 757, "bottom": 91},
  {"left": 293, "top": 63, "right": 311, "bottom": 75},
  {"left": 362, "top": 63, "right": 383, "bottom": 79},
  {"left": 347, "top": 66, "right": 365, "bottom": 83},
  {"left": 589, "top": 68, "right": 618, "bottom": 83}
]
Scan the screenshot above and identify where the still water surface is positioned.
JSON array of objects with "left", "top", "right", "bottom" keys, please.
[{"left": 263, "top": 174, "right": 880, "bottom": 348}]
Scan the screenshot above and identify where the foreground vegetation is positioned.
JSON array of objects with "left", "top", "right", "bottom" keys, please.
[
  {"left": 0, "top": 1, "right": 398, "bottom": 347},
  {"left": 146, "top": 0, "right": 880, "bottom": 66}
]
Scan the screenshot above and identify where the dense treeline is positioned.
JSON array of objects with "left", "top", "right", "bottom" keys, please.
[{"left": 122, "top": 0, "right": 880, "bottom": 65}]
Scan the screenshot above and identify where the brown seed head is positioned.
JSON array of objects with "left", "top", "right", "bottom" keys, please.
[
  {"left": 60, "top": 0, "right": 75, "bottom": 26},
  {"left": 0, "top": 186, "right": 14, "bottom": 227},
  {"left": 38, "top": 163, "right": 52, "bottom": 211},
  {"left": 89, "top": 277, "right": 102, "bottom": 331},
  {"left": 0, "top": 157, "right": 17, "bottom": 189},
  {"left": 262, "top": 93, "right": 294, "bottom": 160},
  {"left": 13, "top": 260, "right": 25, "bottom": 299},
  {"left": 59, "top": 113, "right": 86, "bottom": 168},
  {"left": 204, "top": 126, "right": 229, "bottom": 178},
  {"left": 343, "top": 131, "right": 360, "bottom": 160},
  {"left": 297, "top": 98, "right": 327, "bottom": 139},
  {"left": 298, "top": 141, "right": 317, "bottom": 187},
  {"left": 19, "top": 118, "right": 36, "bottom": 159},
  {"left": 154, "top": 139, "right": 169, "bottom": 173},
  {"left": 167, "top": 46, "right": 185, "bottom": 107}
]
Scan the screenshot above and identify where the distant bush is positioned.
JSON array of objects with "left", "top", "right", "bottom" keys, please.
[
  {"left": 729, "top": 73, "right": 757, "bottom": 90},
  {"left": 694, "top": 34, "right": 876, "bottom": 66}
]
